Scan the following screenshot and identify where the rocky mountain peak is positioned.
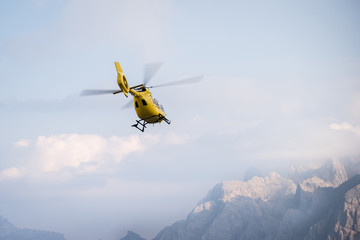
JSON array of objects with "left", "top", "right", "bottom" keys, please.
[
  {"left": 335, "top": 184, "right": 360, "bottom": 238},
  {"left": 222, "top": 172, "right": 296, "bottom": 202},
  {"left": 290, "top": 158, "right": 348, "bottom": 192},
  {"left": 238, "top": 173, "right": 293, "bottom": 200},
  {"left": 120, "top": 230, "right": 146, "bottom": 240},
  {"left": 299, "top": 176, "right": 333, "bottom": 192},
  {"left": 322, "top": 158, "right": 348, "bottom": 186},
  {"left": 191, "top": 172, "right": 297, "bottom": 216}
]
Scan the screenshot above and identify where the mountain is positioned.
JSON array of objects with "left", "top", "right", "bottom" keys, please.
[
  {"left": 304, "top": 175, "right": 360, "bottom": 239},
  {"left": 120, "top": 231, "right": 146, "bottom": 240},
  {"left": 119, "top": 159, "right": 360, "bottom": 240},
  {"left": 0, "top": 216, "right": 65, "bottom": 240},
  {"left": 148, "top": 159, "right": 360, "bottom": 240},
  {"left": 341, "top": 157, "right": 360, "bottom": 179},
  {"left": 290, "top": 158, "right": 349, "bottom": 189}
]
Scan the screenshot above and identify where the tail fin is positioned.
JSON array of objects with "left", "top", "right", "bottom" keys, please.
[
  {"left": 114, "top": 62, "right": 123, "bottom": 74},
  {"left": 114, "top": 62, "right": 129, "bottom": 97}
]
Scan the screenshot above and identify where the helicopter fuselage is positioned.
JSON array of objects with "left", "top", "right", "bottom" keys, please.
[{"left": 129, "top": 88, "right": 166, "bottom": 124}]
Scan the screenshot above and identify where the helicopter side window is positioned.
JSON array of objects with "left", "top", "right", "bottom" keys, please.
[
  {"left": 141, "top": 99, "right": 147, "bottom": 106},
  {"left": 153, "top": 98, "right": 158, "bottom": 106},
  {"left": 135, "top": 101, "right": 139, "bottom": 108}
]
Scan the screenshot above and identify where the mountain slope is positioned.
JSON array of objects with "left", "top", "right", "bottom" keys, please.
[
  {"left": 0, "top": 216, "right": 65, "bottom": 240},
  {"left": 120, "top": 230, "right": 146, "bottom": 240},
  {"left": 152, "top": 161, "right": 360, "bottom": 240},
  {"left": 154, "top": 173, "right": 298, "bottom": 240}
]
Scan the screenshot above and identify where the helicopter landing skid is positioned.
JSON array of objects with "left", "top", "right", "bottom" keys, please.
[
  {"left": 132, "top": 115, "right": 171, "bottom": 132},
  {"left": 159, "top": 115, "right": 171, "bottom": 125},
  {"left": 132, "top": 119, "right": 148, "bottom": 132}
]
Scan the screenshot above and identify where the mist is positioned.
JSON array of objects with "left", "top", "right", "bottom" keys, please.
[{"left": 1, "top": 0, "right": 359, "bottom": 239}]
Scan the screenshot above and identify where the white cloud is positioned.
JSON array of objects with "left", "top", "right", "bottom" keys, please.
[
  {"left": 10, "top": 132, "right": 194, "bottom": 180},
  {"left": 14, "top": 139, "right": 31, "bottom": 147},
  {"left": 0, "top": 167, "right": 23, "bottom": 180},
  {"left": 35, "top": 134, "right": 108, "bottom": 172},
  {"left": 14, "top": 134, "right": 147, "bottom": 175},
  {"left": 105, "top": 135, "right": 145, "bottom": 162},
  {"left": 330, "top": 122, "right": 360, "bottom": 137}
]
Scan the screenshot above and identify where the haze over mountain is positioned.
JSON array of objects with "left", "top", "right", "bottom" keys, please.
[
  {"left": 122, "top": 158, "right": 360, "bottom": 240},
  {"left": 0, "top": 216, "right": 65, "bottom": 240},
  {"left": 120, "top": 231, "right": 146, "bottom": 240}
]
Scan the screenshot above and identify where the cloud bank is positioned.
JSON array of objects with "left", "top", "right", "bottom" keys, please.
[
  {"left": 330, "top": 122, "right": 360, "bottom": 137},
  {"left": 5, "top": 133, "right": 161, "bottom": 181}
]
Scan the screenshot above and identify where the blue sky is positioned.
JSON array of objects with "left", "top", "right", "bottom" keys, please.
[{"left": 1, "top": 1, "right": 360, "bottom": 239}]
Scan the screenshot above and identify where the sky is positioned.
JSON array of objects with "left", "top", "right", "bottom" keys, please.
[{"left": 0, "top": 0, "right": 360, "bottom": 239}]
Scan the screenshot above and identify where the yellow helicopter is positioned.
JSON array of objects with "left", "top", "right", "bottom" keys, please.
[{"left": 81, "top": 62, "right": 202, "bottom": 132}]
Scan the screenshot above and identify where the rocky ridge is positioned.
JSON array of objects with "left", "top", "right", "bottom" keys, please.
[
  {"left": 290, "top": 158, "right": 349, "bottom": 190},
  {"left": 122, "top": 158, "right": 360, "bottom": 240}
]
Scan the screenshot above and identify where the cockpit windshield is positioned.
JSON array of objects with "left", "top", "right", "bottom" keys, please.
[{"left": 152, "top": 98, "right": 164, "bottom": 112}]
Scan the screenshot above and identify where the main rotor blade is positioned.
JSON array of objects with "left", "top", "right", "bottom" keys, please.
[
  {"left": 80, "top": 89, "right": 119, "bottom": 96},
  {"left": 148, "top": 75, "right": 203, "bottom": 88},
  {"left": 143, "top": 61, "right": 164, "bottom": 86},
  {"left": 122, "top": 100, "right": 134, "bottom": 109}
]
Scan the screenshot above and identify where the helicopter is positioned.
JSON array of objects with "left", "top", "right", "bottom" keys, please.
[{"left": 81, "top": 62, "right": 202, "bottom": 132}]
